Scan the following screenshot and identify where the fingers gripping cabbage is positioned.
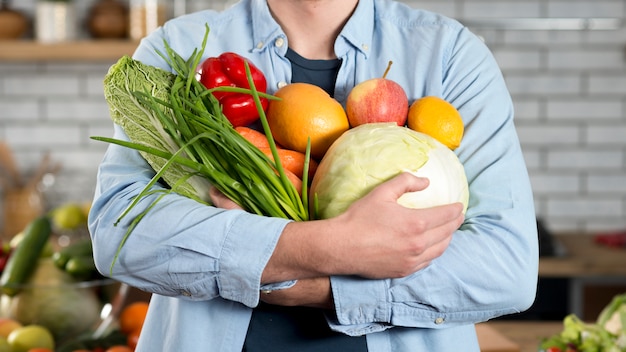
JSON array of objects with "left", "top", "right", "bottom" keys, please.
[{"left": 310, "top": 123, "right": 469, "bottom": 219}]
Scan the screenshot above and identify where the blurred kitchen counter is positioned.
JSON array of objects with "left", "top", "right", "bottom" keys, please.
[
  {"left": 540, "top": 234, "right": 626, "bottom": 277},
  {"left": 539, "top": 234, "right": 626, "bottom": 319},
  {"left": 478, "top": 321, "right": 563, "bottom": 352}
]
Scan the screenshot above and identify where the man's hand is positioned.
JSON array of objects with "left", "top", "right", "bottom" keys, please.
[
  {"left": 209, "top": 186, "right": 242, "bottom": 210},
  {"left": 263, "top": 172, "right": 465, "bottom": 282},
  {"left": 329, "top": 172, "right": 464, "bottom": 278}
]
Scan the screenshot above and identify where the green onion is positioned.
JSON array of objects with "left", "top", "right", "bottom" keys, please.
[{"left": 93, "top": 25, "right": 310, "bottom": 273}]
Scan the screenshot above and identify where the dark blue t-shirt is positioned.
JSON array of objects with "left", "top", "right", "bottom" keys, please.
[
  {"left": 285, "top": 48, "right": 341, "bottom": 97},
  {"left": 243, "top": 49, "right": 368, "bottom": 352}
]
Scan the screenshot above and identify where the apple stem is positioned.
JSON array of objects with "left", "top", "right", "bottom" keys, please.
[{"left": 382, "top": 61, "right": 393, "bottom": 79}]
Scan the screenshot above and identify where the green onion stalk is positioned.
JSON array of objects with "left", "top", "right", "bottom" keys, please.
[{"left": 93, "top": 25, "right": 310, "bottom": 272}]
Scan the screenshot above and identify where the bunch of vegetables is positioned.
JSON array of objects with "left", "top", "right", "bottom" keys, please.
[
  {"left": 95, "top": 25, "right": 470, "bottom": 270},
  {"left": 95, "top": 26, "right": 312, "bottom": 270},
  {"left": 540, "top": 293, "right": 626, "bottom": 351}
]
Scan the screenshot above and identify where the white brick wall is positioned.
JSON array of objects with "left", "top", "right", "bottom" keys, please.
[{"left": 1, "top": 0, "right": 625, "bottom": 233}]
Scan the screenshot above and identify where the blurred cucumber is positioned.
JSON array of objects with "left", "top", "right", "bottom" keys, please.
[
  {"left": 52, "top": 238, "right": 93, "bottom": 269},
  {"left": 65, "top": 255, "right": 97, "bottom": 279},
  {"left": 0, "top": 216, "right": 52, "bottom": 296},
  {"left": 52, "top": 238, "right": 99, "bottom": 279}
]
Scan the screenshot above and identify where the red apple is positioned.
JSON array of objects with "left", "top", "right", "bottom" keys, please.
[{"left": 345, "top": 61, "right": 409, "bottom": 127}]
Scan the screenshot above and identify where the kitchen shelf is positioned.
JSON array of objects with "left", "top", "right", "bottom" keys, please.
[
  {"left": 463, "top": 17, "right": 623, "bottom": 30},
  {"left": 0, "top": 40, "right": 139, "bottom": 62}
]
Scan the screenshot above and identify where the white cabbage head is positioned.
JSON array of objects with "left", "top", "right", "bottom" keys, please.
[{"left": 310, "top": 123, "right": 469, "bottom": 219}]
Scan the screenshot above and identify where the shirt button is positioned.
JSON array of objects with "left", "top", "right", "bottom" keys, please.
[
  {"left": 181, "top": 291, "right": 192, "bottom": 297},
  {"left": 275, "top": 37, "right": 285, "bottom": 48},
  {"left": 256, "top": 41, "right": 264, "bottom": 49},
  {"left": 361, "top": 43, "right": 369, "bottom": 51},
  {"left": 277, "top": 81, "right": 288, "bottom": 89},
  {"left": 434, "top": 317, "right": 445, "bottom": 325}
]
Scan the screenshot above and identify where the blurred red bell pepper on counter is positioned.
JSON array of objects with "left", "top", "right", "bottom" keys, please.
[
  {"left": 197, "top": 52, "right": 269, "bottom": 127},
  {"left": 594, "top": 230, "right": 626, "bottom": 248}
]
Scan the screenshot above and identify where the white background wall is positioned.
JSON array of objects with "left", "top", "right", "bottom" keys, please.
[{"left": 1, "top": 0, "right": 625, "bottom": 234}]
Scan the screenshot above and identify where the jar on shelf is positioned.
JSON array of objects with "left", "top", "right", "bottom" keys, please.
[
  {"left": 87, "top": 0, "right": 128, "bottom": 39},
  {"left": 129, "top": 0, "right": 169, "bottom": 40},
  {"left": 35, "top": 0, "right": 76, "bottom": 43},
  {"left": 0, "top": 0, "right": 29, "bottom": 39}
]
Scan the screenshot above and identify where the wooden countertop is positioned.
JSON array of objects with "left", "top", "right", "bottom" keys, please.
[
  {"left": 477, "top": 323, "right": 520, "bottom": 352},
  {"left": 539, "top": 234, "right": 626, "bottom": 278},
  {"left": 478, "top": 321, "right": 564, "bottom": 352}
]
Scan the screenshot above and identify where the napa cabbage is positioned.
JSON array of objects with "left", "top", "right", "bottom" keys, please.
[{"left": 103, "top": 55, "right": 212, "bottom": 202}]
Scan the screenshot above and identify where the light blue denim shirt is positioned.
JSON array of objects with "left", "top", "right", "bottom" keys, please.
[{"left": 89, "top": 0, "right": 538, "bottom": 351}]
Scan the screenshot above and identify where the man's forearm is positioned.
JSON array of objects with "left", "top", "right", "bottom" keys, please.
[{"left": 261, "top": 173, "right": 464, "bottom": 284}]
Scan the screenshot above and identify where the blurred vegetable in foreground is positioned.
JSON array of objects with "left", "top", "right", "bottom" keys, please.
[{"left": 540, "top": 292, "right": 626, "bottom": 351}]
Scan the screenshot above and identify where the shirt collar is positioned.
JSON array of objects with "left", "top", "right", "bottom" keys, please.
[
  {"left": 250, "top": 0, "right": 287, "bottom": 54},
  {"left": 249, "top": 0, "right": 375, "bottom": 58},
  {"left": 337, "top": 0, "right": 375, "bottom": 58}
]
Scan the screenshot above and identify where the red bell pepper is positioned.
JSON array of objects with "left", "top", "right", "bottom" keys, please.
[{"left": 197, "top": 52, "right": 269, "bottom": 127}]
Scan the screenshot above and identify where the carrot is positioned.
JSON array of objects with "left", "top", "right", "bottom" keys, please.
[
  {"left": 284, "top": 169, "right": 303, "bottom": 194},
  {"left": 234, "top": 127, "right": 309, "bottom": 191},
  {"left": 235, "top": 126, "right": 271, "bottom": 149},
  {"left": 259, "top": 147, "right": 318, "bottom": 180}
]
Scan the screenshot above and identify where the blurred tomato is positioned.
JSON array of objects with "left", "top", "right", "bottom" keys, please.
[
  {"left": 119, "top": 302, "right": 149, "bottom": 335},
  {"left": 105, "top": 346, "right": 133, "bottom": 352},
  {"left": 127, "top": 327, "right": 141, "bottom": 350}
]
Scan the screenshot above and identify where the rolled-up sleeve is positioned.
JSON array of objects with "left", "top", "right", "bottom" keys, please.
[{"left": 89, "top": 125, "right": 291, "bottom": 308}]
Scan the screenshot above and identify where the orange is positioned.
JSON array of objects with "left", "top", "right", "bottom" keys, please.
[
  {"left": 119, "top": 302, "right": 149, "bottom": 335},
  {"left": 266, "top": 83, "right": 349, "bottom": 160},
  {"left": 407, "top": 96, "right": 464, "bottom": 150}
]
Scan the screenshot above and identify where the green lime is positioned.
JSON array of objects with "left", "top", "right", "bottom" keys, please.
[{"left": 51, "top": 203, "right": 87, "bottom": 230}]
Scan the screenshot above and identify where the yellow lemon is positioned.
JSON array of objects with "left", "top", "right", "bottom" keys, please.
[{"left": 407, "top": 96, "right": 464, "bottom": 150}]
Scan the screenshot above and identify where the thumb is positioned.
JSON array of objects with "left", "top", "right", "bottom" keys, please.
[{"left": 385, "top": 172, "right": 430, "bottom": 200}]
